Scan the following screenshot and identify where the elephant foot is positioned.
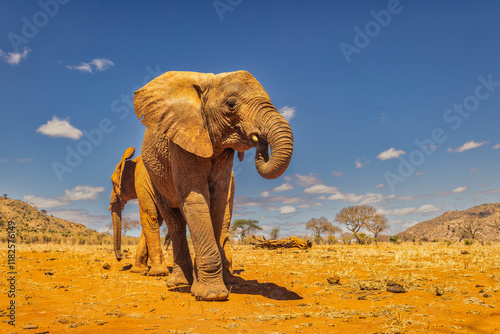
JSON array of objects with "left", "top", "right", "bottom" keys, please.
[
  {"left": 130, "top": 263, "right": 149, "bottom": 274},
  {"left": 191, "top": 278, "right": 229, "bottom": 301},
  {"left": 166, "top": 266, "right": 193, "bottom": 287},
  {"left": 148, "top": 263, "right": 169, "bottom": 276}
]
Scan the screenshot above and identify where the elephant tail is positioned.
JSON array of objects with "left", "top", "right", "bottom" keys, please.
[{"left": 110, "top": 147, "right": 136, "bottom": 261}]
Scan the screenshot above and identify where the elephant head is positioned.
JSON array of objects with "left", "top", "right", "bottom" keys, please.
[
  {"left": 110, "top": 147, "right": 138, "bottom": 261},
  {"left": 134, "top": 71, "right": 293, "bottom": 179}
]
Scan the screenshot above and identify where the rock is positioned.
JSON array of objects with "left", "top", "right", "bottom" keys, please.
[
  {"left": 23, "top": 325, "right": 39, "bottom": 329},
  {"left": 387, "top": 283, "right": 406, "bottom": 293},
  {"left": 327, "top": 276, "right": 341, "bottom": 285},
  {"left": 102, "top": 263, "right": 111, "bottom": 270}
]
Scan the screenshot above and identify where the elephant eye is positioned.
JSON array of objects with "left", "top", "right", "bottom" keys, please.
[{"left": 226, "top": 97, "right": 237, "bottom": 110}]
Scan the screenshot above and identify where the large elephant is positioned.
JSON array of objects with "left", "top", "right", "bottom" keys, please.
[{"left": 134, "top": 70, "right": 293, "bottom": 300}]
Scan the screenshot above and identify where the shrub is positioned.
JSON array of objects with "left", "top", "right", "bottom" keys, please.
[
  {"left": 390, "top": 235, "right": 400, "bottom": 244},
  {"left": 464, "top": 239, "right": 473, "bottom": 246}
]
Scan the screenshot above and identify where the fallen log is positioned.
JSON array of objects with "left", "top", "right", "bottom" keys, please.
[{"left": 249, "top": 235, "right": 312, "bottom": 249}]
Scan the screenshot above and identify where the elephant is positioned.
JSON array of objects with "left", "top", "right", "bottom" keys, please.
[
  {"left": 110, "top": 147, "right": 169, "bottom": 276},
  {"left": 110, "top": 147, "right": 235, "bottom": 278},
  {"left": 134, "top": 70, "right": 293, "bottom": 301}
]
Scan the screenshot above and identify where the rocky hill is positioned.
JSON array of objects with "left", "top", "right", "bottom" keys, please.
[
  {"left": 0, "top": 197, "right": 107, "bottom": 244},
  {"left": 398, "top": 203, "right": 500, "bottom": 242}
]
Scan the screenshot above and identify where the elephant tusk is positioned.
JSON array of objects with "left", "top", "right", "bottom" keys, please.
[
  {"left": 252, "top": 134, "right": 259, "bottom": 143},
  {"left": 238, "top": 151, "right": 245, "bottom": 161}
]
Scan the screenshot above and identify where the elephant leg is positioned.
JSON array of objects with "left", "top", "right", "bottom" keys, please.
[
  {"left": 139, "top": 200, "right": 169, "bottom": 276},
  {"left": 130, "top": 230, "right": 149, "bottom": 273},
  {"left": 220, "top": 172, "right": 235, "bottom": 284},
  {"left": 164, "top": 208, "right": 193, "bottom": 287}
]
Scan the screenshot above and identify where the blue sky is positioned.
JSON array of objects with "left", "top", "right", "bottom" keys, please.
[{"left": 2, "top": 1, "right": 500, "bottom": 238}]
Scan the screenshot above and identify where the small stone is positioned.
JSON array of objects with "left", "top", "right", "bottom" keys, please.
[
  {"left": 387, "top": 283, "right": 406, "bottom": 293},
  {"left": 102, "top": 263, "right": 111, "bottom": 270},
  {"left": 23, "top": 325, "right": 39, "bottom": 329},
  {"left": 327, "top": 275, "right": 340, "bottom": 285},
  {"left": 483, "top": 294, "right": 491, "bottom": 298},
  {"left": 58, "top": 319, "right": 69, "bottom": 324}
]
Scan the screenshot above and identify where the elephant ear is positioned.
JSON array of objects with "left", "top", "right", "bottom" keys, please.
[
  {"left": 134, "top": 71, "right": 214, "bottom": 158},
  {"left": 110, "top": 147, "right": 136, "bottom": 210}
]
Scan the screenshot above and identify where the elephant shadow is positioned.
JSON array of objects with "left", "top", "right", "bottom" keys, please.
[
  {"left": 166, "top": 275, "right": 302, "bottom": 301},
  {"left": 228, "top": 275, "right": 303, "bottom": 301}
]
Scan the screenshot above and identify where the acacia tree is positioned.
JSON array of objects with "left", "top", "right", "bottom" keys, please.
[
  {"left": 270, "top": 227, "right": 280, "bottom": 240},
  {"left": 108, "top": 218, "right": 141, "bottom": 237},
  {"left": 367, "top": 214, "right": 389, "bottom": 239},
  {"left": 460, "top": 219, "right": 483, "bottom": 240},
  {"left": 335, "top": 205, "right": 377, "bottom": 244},
  {"left": 231, "top": 219, "right": 262, "bottom": 241},
  {"left": 489, "top": 219, "right": 500, "bottom": 231},
  {"left": 306, "top": 217, "right": 341, "bottom": 242}
]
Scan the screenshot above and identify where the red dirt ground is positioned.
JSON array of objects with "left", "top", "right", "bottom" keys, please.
[{"left": 1, "top": 243, "right": 500, "bottom": 333}]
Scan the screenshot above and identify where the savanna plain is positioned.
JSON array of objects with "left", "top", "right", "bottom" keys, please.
[{"left": 1, "top": 242, "right": 500, "bottom": 333}]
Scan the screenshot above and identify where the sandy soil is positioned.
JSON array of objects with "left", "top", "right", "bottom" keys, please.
[{"left": 1, "top": 242, "right": 500, "bottom": 333}]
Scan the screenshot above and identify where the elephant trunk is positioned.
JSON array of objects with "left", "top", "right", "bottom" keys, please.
[
  {"left": 254, "top": 105, "right": 294, "bottom": 180},
  {"left": 111, "top": 201, "right": 123, "bottom": 261}
]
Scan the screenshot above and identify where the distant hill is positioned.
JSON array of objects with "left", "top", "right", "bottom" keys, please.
[
  {"left": 398, "top": 203, "right": 500, "bottom": 242},
  {"left": 0, "top": 197, "right": 108, "bottom": 244}
]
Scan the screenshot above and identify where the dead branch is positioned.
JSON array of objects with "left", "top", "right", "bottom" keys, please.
[{"left": 248, "top": 235, "right": 312, "bottom": 250}]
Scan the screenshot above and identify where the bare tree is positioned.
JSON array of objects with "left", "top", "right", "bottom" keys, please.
[
  {"left": 335, "top": 205, "right": 377, "bottom": 244},
  {"left": 489, "top": 218, "right": 500, "bottom": 231},
  {"left": 270, "top": 227, "right": 280, "bottom": 240},
  {"left": 231, "top": 219, "right": 262, "bottom": 241},
  {"left": 3, "top": 194, "right": 7, "bottom": 199},
  {"left": 306, "top": 217, "right": 341, "bottom": 240},
  {"left": 366, "top": 214, "right": 389, "bottom": 239},
  {"left": 460, "top": 219, "right": 483, "bottom": 240},
  {"left": 123, "top": 218, "right": 141, "bottom": 236}
]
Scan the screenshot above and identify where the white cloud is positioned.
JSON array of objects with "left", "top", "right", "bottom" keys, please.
[
  {"left": 378, "top": 204, "right": 439, "bottom": 216},
  {"left": 452, "top": 186, "right": 467, "bottom": 194},
  {"left": 377, "top": 147, "right": 406, "bottom": 160},
  {"left": 303, "top": 184, "right": 339, "bottom": 194},
  {"left": 332, "top": 170, "right": 343, "bottom": 176},
  {"left": 279, "top": 106, "right": 296, "bottom": 121},
  {"left": 493, "top": 144, "right": 500, "bottom": 149},
  {"left": 355, "top": 158, "right": 370, "bottom": 168},
  {"left": 23, "top": 195, "right": 68, "bottom": 208},
  {"left": 66, "top": 58, "right": 114, "bottom": 73},
  {"left": 63, "top": 185, "right": 105, "bottom": 201},
  {"left": 295, "top": 173, "right": 322, "bottom": 187},
  {"left": 36, "top": 116, "right": 83, "bottom": 140},
  {"left": 327, "top": 192, "right": 384, "bottom": 205},
  {"left": 375, "top": 184, "right": 384, "bottom": 189},
  {"left": 436, "top": 186, "right": 468, "bottom": 196},
  {"left": 272, "top": 183, "right": 294, "bottom": 193},
  {"left": 260, "top": 191, "right": 271, "bottom": 198},
  {"left": 0, "top": 47, "right": 30, "bottom": 65},
  {"left": 448, "top": 140, "right": 488, "bottom": 153},
  {"left": 23, "top": 185, "right": 106, "bottom": 209},
  {"left": 280, "top": 206, "right": 296, "bottom": 215}
]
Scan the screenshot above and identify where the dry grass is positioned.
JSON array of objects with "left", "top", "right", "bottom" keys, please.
[{"left": 1, "top": 241, "right": 499, "bottom": 333}]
